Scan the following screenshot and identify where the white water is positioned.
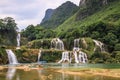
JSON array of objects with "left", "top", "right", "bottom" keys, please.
[
  {"left": 78, "top": 51, "right": 87, "bottom": 63},
  {"left": 93, "top": 40, "right": 105, "bottom": 52},
  {"left": 51, "top": 38, "right": 64, "bottom": 50},
  {"left": 58, "top": 51, "right": 70, "bottom": 63},
  {"left": 73, "top": 50, "right": 88, "bottom": 63},
  {"left": 73, "top": 51, "right": 79, "bottom": 63},
  {"left": 16, "top": 33, "right": 20, "bottom": 49},
  {"left": 72, "top": 38, "right": 88, "bottom": 63},
  {"left": 6, "top": 49, "right": 18, "bottom": 64},
  {"left": 74, "top": 39, "right": 80, "bottom": 48},
  {"left": 37, "top": 50, "right": 42, "bottom": 62}
]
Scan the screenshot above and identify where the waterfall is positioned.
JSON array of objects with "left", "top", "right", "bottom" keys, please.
[
  {"left": 78, "top": 51, "right": 88, "bottom": 63},
  {"left": 73, "top": 39, "right": 80, "bottom": 52},
  {"left": 74, "top": 39, "right": 80, "bottom": 48},
  {"left": 73, "top": 51, "right": 79, "bottom": 63},
  {"left": 37, "top": 50, "right": 42, "bottom": 62},
  {"left": 6, "top": 49, "right": 18, "bottom": 64},
  {"left": 93, "top": 40, "right": 105, "bottom": 52},
  {"left": 73, "top": 50, "right": 88, "bottom": 63},
  {"left": 16, "top": 32, "right": 20, "bottom": 49},
  {"left": 51, "top": 38, "right": 64, "bottom": 50},
  {"left": 58, "top": 51, "right": 70, "bottom": 63},
  {"left": 72, "top": 38, "right": 88, "bottom": 63}
]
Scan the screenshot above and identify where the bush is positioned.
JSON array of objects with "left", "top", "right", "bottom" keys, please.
[
  {"left": 91, "top": 52, "right": 111, "bottom": 63},
  {"left": 26, "top": 39, "right": 51, "bottom": 49},
  {"left": 0, "top": 47, "right": 8, "bottom": 64},
  {"left": 114, "top": 43, "right": 120, "bottom": 51}
]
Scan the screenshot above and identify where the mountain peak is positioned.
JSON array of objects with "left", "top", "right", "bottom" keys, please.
[
  {"left": 40, "top": 1, "right": 78, "bottom": 28},
  {"left": 41, "top": 9, "right": 54, "bottom": 24}
]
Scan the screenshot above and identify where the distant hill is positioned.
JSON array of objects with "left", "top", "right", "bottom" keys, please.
[
  {"left": 40, "top": 1, "right": 79, "bottom": 28},
  {"left": 41, "top": 9, "right": 54, "bottom": 24}
]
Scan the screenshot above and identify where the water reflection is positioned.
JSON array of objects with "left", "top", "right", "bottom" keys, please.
[
  {"left": 6, "top": 66, "right": 19, "bottom": 80},
  {"left": 0, "top": 64, "right": 119, "bottom": 80}
]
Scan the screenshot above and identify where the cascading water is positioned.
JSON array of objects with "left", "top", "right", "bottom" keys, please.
[
  {"left": 74, "top": 39, "right": 80, "bottom": 48},
  {"left": 37, "top": 50, "right": 42, "bottom": 62},
  {"left": 72, "top": 38, "right": 88, "bottom": 63},
  {"left": 78, "top": 51, "right": 88, "bottom": 63},
  {"left": 93, "top": 40, "right": 105, "bottom": 52},
  {"left": 73, "top": 51, "right": 79, "bottom": 63},
  {"left": 6, "top": 49, "right": 18, "bottom": 64},
  {"left": 58, "top": 51, "right": 70, "bottom": 63},
  {"left": 16, "top": 32, "right": 20, "bottom": 49},
  {"left": 72, "top": 50, "right": 88, "bottom": 63},
  {"left": 73, "top": 39, "right": 80, "bottom": 51},
  {"left": 51, "top": 38, "right": 64, "bottom": 50}
]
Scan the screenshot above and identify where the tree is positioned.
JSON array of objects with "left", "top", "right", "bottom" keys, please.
[
  {"left": 91, "top": 31, "right": 100, "bottom": 39},
  {"left": 114, "top": 44, "right": 120, "bottom": 51},
  {"left": 103, "top": 33, "right": 118, "bottom": 46}
]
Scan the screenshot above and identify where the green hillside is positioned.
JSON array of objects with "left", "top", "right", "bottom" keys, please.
[
  {"left": 56, "top": 0, "right": 120, "bottom": 50},
  {"left": 57, "top": 0, "right": 120, "bottom": 34}
]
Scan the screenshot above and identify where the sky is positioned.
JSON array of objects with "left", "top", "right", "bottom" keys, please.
[{"left": 0, "top": 0, "right": 80, "bottom": 30}]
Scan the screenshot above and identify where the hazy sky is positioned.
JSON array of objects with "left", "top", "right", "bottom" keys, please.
[{"left": 0, "top": 0, "right": 79, "bottom": 30}]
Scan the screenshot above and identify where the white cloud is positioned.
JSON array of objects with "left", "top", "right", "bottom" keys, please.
[{"left": 0, "top": 0, "right": 80, "bottom": 30}]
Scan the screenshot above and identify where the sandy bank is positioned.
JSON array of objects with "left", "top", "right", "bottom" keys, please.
[
  {"left": 0, "top": 64, "right": 43, "bottom": 71},
  {"left": 57, "top": 68, "right": 120, "bottom": 78}
]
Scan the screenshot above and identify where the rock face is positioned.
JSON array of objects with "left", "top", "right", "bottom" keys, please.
[
  {"left": 40, "top": 1, "right": 78, "bottom": 28},
  {"left": 79, "top": 0, "right": 86, "bottom": 7},
  {"left": 41, "top": 9, "right": 54, "bottom": 23},
  {"left": 76, "top": 0, "right": 116, "bottom": 20},
  {"left": 79, "top": 0, "right": 117, "bottom": 8}
]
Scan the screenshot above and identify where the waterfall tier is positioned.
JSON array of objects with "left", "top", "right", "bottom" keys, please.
[
  {"left": 6, "top": 49, "right": 18, "bottom": 64},
  {"left": 74, "top": 39, "right": 80, "bottom": 48},
  {"left": 51, "top": 38, "right": 64, "bottom": 50},
  {"left": 58, "top": 51, "right": 70, "bottom": 63},
  {"left": 16, "top": 33, "right": 21, "bottom": 49},
  {"left": 37, "top": 50, "right": 42, "bottom": 62},
  {"left": 93, "top": 40, "right": 105, "bottom": 52},
  {"left": 73, "top": 50, "right": 88, "bottom": 63}
]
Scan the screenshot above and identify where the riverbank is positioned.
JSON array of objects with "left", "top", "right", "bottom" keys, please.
[
  {"left": 0, "top": 64, "right": 120, "bottom": 78},
  {"left": 0, "top": 64, "right": 43, "bottom": 71},
  {"left": 57, "top": 68, "right": 120, "bottom": 78}
]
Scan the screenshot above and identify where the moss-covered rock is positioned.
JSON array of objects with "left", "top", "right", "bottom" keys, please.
[
  {"left": 26, "top": 39, "right": 51, "bottom": 49},
  {"left": 15, "top": 49, "right": 63, "bottom": 63}
]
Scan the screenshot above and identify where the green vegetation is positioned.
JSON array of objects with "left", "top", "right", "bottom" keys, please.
[
  {"left": 15, "top": 49, "right": 62, "bottom": 63},
  {"left": 19, "top": 0, "right": 120, "bottom": 64},
  {"left": 0, "top": 17, "right": 17, "bottom": 46},
  {"left": 0, "top": 0, "right": 120, "bottom": 64},
  {"left": 0, "top": 47, "right": 8, "bottom": 64},
  {"left": 21, "top": 25, "right": 56, "bottom": 41},
  {"left": 56, "top": 0, "right": 120, "bottom": 52}
]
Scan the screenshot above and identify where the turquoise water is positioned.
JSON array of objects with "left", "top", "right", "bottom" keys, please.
[
  {"left": 43, "top": 63, "right": 120, "bottom": 69},
  {"left": 0, "top": 63, "right": 120, "bottom": 80}
]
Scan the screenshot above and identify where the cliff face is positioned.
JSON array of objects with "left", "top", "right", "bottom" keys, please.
[
  {"left": 40, "top": 1, "right": 78, "bottom": 28},
  {"left": 79, "top": 0, "right": 108, "bottom": 7},
  {"left": 79, "top": 0, "right": 117, "bottom": 7},
  {"left": 76, "top": 0, "right": 117, "bottom": 20},
  {"left": 41, "top": 9, "right": 54, "bottom": 24}
]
